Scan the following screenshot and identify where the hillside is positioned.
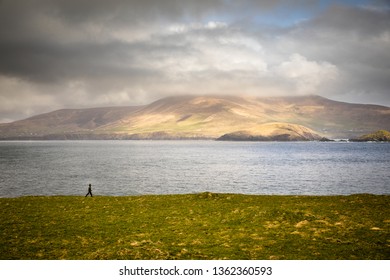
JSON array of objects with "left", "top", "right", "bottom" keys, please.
[
  {"left": 1, "top": 95, "right": 390, "bottom": 140},
  {"left": 217, "top": 123, "right": 323, "bottom": 141},
  {"left": 350, "top": 130, "right": 390, "bottom": 142},
  {"left": 0, "top": 106, "right": 142, "bottom": 139}
]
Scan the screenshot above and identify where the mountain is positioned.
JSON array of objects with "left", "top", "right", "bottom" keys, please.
[
  {"left": 0, "top": 106, "right": 142, "bottom": 139},
  {"left": 1, "top": 95, "right": 390, "bottom": 140}
]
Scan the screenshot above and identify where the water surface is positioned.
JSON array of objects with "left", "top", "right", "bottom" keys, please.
[{"left": 0, "top": 141, "right": 389, "bottom": 197}]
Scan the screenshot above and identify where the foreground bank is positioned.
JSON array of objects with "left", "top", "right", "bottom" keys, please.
[{"left": 1, "top": 193, "right": 389, "bottom": 259}]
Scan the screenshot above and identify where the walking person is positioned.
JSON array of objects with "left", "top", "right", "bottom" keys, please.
[{"left": 85, "top": 183, "right": 93, "bottom": 197}]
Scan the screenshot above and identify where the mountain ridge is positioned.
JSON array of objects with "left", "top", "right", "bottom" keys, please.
[{"left": 1, "top": 95, "right": 390, "bottom": 140}]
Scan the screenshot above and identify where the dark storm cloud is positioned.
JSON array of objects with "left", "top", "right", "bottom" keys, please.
[
  {"left": 0, "top": 0, "right": 322, "bottom": 82},
  {"left": 0, "top": 0, "right": 200, "bottom": 80},
  {"left": 0, "top": 39, "right": 158, "bottom": 83}
]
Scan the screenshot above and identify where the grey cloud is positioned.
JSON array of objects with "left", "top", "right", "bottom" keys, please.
[
  {"left": 0, "top": 0, "right": 227, "bottom": 82},
  {"left": 277, "top": 5, "right": 390, "bottom": 102},
  {"left": 309, "top": 5, "right": 390, "bottom": 40}
]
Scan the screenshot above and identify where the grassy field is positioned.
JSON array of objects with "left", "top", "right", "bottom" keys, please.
[{"left": 0, "top": 193, "right": 389, "bottom": 260}]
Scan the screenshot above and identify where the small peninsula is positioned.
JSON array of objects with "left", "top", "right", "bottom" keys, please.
[{"left": 350, "top": 130, "right": 390, "bottom": 142}]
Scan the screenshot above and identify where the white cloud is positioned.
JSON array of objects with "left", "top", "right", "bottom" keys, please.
[
  {"left": 138, "top": 23, "right": 268, "bottom": 83},
  {"left": 167, "top": 21, "right": 227, "bottom": 34},
  {"left": 206, "top": 21, "right": 227, "bottom": 29},
  {"left": 276, "top": 54, "right": 339, "bottom": 94}
]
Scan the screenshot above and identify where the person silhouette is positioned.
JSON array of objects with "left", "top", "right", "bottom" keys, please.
[{"left": 85, "top": 183, "right": 93, "bottom": 197}]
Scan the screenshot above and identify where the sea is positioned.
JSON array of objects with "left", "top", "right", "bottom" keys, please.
[{"left": 0, "top": 140, "right": 389, "bottom": 197}]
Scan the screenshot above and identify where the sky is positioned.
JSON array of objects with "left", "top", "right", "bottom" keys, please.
[{"left": 0, "top": 0, "right": 389, "bottom": 123}]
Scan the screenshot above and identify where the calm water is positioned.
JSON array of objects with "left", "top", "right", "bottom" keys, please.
[{"left": 0, "top": 141, "right": 389, "bottom": 197}]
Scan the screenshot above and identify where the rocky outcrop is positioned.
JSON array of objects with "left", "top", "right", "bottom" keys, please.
[
  {"left": 217, "top": 123, "right": 323, "bottom": 141},
  {"left": 350, "top": 130, "right": 390, "bottom": 142}
]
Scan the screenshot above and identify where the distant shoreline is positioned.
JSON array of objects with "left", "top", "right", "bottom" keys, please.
[
  {"left": 0, "top": 138, "right": 389, "bottom": 142},
  {"left": 2, "top": 193, "right": 389, "bottom": 198}
]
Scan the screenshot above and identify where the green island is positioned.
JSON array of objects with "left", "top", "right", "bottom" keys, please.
[{"left": 1, "top": 193, "right": 389, "bottom": 260}]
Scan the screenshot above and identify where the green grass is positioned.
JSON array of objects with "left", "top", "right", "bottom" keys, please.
[{"left": 1, "top": 193, "right": 389, "bottom": 260}]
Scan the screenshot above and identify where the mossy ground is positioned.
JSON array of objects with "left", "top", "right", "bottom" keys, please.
[{"left": 0, "top": 193, "right": 389, "bottom": 260}]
